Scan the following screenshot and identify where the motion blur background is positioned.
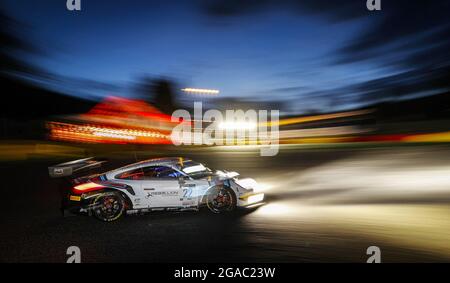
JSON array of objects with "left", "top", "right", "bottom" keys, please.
[{"left": 0, "top": 0, "right": 449, "bottom": 262}]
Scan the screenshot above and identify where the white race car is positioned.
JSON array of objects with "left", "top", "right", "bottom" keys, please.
[{"left": 49, "top": 157, "right": 265, "bottom": 221}]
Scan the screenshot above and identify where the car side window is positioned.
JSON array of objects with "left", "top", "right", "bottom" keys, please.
[
  {"left": 141, "top": 166, "right": 159, "bottom": 178},
  {"left": 116, "top": 166, "right": 183, "bottom": 180},
  {"left": 115, "top": 168, "right": 144, "bottom": 180},
  {"left": 155, "top": 166, "right": 183, "bottom": 179}
]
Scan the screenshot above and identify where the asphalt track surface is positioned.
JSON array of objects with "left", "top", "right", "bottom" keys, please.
[{"left": 1, "top": 145, "right": 449, "bottom": 262}]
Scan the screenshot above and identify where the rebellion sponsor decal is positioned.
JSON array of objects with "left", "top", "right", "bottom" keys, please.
[{"left": 145, "top": 190, "right": 179, "bottom": 198}]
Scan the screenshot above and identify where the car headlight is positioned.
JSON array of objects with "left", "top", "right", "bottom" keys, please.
[
  {"left": 247, "top": 193, "right": 264, "bottom": 204},
  {"left": 252, "top": 182, "right": 271, "bottom": 193}
]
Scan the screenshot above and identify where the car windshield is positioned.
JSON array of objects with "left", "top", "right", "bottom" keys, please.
[{"left": 177, "top": 161, "right": 213, "bottom": 179}]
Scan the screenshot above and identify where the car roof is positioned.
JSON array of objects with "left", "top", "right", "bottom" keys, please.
[
  {"left": 117, "top": 157, "right": 194, "bottom": 170},
  {"left": 104, "top": 157, "right": 205, "bottom": 179}
]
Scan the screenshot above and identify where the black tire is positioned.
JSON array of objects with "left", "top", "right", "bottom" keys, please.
[
  {"left": 92, "top": 192, "right": 125, "bottom": 222},
  {"left": 205, "top": 186, "right": 237, "bottom": 214}
]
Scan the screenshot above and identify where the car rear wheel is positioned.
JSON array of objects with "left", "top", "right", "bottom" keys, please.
[
  {"left": 92, "top": 192, "right": 125, "bottom": 222},
  {"left": 206, "top": 186, "right": 236, "bottom": 213}
]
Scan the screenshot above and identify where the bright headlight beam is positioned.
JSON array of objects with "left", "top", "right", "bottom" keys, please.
[{"left": 247, "top": 193, "right": 265, "bottom": 205}]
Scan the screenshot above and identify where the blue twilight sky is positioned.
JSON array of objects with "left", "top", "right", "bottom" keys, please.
[{"left": 3, "top": 0, "right": 447, "bottom": 113}]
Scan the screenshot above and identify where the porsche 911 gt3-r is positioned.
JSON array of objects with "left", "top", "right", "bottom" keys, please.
[{"left": 49, "top": 157, "right": 265, "bottom": 221}]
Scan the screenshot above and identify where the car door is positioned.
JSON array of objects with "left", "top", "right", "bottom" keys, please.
[
  {"left": 140, "top": 166, "right": 183, "bottom": 208},
  {"left": 179, "top": 178, "right": 210, "bottom": 207}
]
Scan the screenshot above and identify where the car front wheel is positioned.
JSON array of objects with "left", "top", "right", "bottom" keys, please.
[{"left": 206, "top": 186, "right": 236, "bottom": 213}]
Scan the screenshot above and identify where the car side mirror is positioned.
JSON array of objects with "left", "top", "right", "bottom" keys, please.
[{"left": 178, "top": 176, "right": 186, "bottom": 184}]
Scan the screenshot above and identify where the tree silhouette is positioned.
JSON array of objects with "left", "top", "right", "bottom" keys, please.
[
  {"left": 0, "top": 9, "right": 37, "bottom": 77},
  {"left": 138, "top": 77, "right": 177, "bottom": 114}
]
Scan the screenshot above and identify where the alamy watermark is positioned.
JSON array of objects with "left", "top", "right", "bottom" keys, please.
[
  {"left": 66, "top": 1, "right": 380, "bottom": 13},
  {"left": 67, "top": 0, "right": 81, "bottom": 11},
  {"left": 170, "top": 102, "right": 279, "bottom": 156},
  {"left": 366, "top": 0, "right": 381, "bottom": 11},
  {"left": 67, "top": 1, "right": 380, "bottom": 12},
  {"left": 366, "top": 246, "right": 381, "bottom": 263},
  {"left": 66, "top": 246, "right": 81, "bottom": 263}
]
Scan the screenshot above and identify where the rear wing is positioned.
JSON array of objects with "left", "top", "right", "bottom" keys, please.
[{"left": 48, "top": 157, "right": 106, "bottom": 178}]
